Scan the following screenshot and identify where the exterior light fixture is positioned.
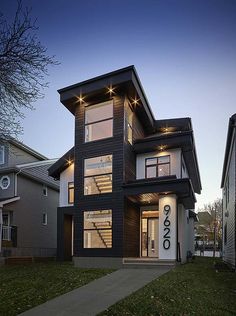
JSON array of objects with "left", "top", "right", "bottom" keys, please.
[{"left": 107, "top": 85, "right": 115, "bottom": 96}]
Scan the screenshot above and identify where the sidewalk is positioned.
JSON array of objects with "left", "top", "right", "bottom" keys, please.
[{"left": 20, "top": 267, "right": 171, "bottom": 316}]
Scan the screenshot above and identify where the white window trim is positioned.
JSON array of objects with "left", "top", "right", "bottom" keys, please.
[
  {"left": 0, "top": 145, "right": 5, "bottom": 165},
  {"left": 42, "top": 212, "right": 48, "bottom": 225},
  {"left": 0, "top": 175, "right": 10, "bottom": 190}
]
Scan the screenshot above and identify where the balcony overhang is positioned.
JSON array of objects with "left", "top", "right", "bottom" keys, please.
[{"left": 123, "top": 177, "right": 196, "bottom": 209}]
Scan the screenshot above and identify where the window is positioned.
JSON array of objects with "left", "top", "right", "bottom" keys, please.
[
  {"left": 43, "top": 185, "right": 48, "bottom": 196},
  {"left": 126, "top": 104, "right": 133, "bottom": 144},
  {"left": 68, "top": 182, "right": 74, "bottom": 204},
  {"left": 0, "top": 175, "right": 10, "bottom": 190},
  {"left": 83, "top": 210, "right": 112, "bottom": 248},
  {"left": 42, "top": 213, "right": 48, "bottom": 225},
  {"left": 84, "top": 155, "right": 112, "bottom": 195},
  {"left": 145, "top": 156, "right": 170, "bottom": 179},
  {"left": 224, "top": 223, "right": 227, "bottom": 244},
  {"left": 85, "top": 100, "right": 113, "bottom": 142},
  {"left": 0, "top": 145, "right": 5, "bottom": 164}
]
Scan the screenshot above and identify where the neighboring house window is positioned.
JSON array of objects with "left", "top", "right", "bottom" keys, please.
[
  {"left": 42, "top": 213, "right": 48, "bottom": 225},
  {"left": 84, "top": 100, "right": 113, "bottom": 142},
  {"left": 145, "top": 156, "right": 170, "bottom": 178},
  {"left": 83, "top": 210, "right": 112, "bottom": 248},
  {"left": 0, "top": 175, "right": 10, "bottom": 190},
  {"left": 225, "top": 177, "right": 229, "bottom": 209},
  {"left": 84, "top": 154, "right": 112, "bottom": 195},
  {"left": 43, "top": 185, "right": 48, "bottom": 196},
  {"left": 0, "top": 145, "right": 5, "bottom": 164},
  {"left": 68, "top": 182, "right": 74, "bottom": 204},
  {"left": 2, "top": 213, "right": 11, "bottom": 241},
  {"left": 224, "top": 223, "right": 227, "bottom": 244}
]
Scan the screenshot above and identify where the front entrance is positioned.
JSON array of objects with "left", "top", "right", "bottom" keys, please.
[{"left": 141, "top": 211, "right": 159, "bottom": 257}]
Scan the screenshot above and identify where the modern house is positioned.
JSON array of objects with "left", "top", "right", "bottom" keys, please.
[
  {"left": 221, "top": 113, "right": 236, "bottom": 269},
  {"left": 0, "top": 138, "right": 59, "bottom": 257},
  {"left": 49, "top": 66, "right": 201, "bottom": 268}
]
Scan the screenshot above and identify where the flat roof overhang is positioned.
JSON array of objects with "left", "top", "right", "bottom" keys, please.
[
  {"left": 123, "top": 177, "right": 196, "bottom": 209},
  {"left": 133, "top": 131, "right": 201, "bottom": 194},
  {"left": 57, "top": 66, "right": 155, "bottom": 133}
]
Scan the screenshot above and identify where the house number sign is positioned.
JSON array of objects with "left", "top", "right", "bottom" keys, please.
[{"left": 163, "top": 204, "right": 171, "bottom": 250}]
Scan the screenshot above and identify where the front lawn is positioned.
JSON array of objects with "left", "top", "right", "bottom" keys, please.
[
  {"left": 0, "top": 262, "right": 113, "bottom": 315},
  {"left": 101, "top": 257, "right": 236, "bottom": 316}
]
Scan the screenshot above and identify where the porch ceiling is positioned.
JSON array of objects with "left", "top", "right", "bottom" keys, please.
[{"left": 127, "top": 192, "right": 160, "bottom": 205}]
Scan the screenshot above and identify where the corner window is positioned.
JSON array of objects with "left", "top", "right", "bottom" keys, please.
[
  {"left": 68, "top": 182, "right": 74, "bottom": 204},
  {"left": 43, "top": 185, "right": 48, "bottom": 196},
  {"left": 145, "top": 156, "right": 170, "bottom": 179},
  {"left": 85, "top": 100, "right": 113, "bottom": 142},
  {"left": 0, "top": 175, "right": 10, "bottom": 190},
  {"left": 0, "top": 145, "right": 5, "bottom": 164},
  {"left": 83, "top": 210, "right": 112, "bottom": 248},
  {"left": 126, "top": 104, "right": 133, "bottom": 144},
  {"left": 42, "top": 213, "right": 48, "bottom": 225},
  {"left": 84, "top": 155, "right": 112, "bottom": 195}
]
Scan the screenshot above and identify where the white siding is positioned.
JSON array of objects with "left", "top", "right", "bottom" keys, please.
[
  {"left": 223, "top": 135, "right": 235, "bottom": 268},
  {"left": 59, "top": 164, "right": 74, "bottom": 207},
  {"left": 136, "top": 149, "right": 181, "bottom": 180}
]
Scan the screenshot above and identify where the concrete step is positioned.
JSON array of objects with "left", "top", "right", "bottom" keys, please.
[{"left": 123, "top": 258, "right": 177, "bottom": 269}]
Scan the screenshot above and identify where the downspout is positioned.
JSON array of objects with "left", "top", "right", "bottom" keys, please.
[{"left": 15, "top": 169, "right": 22, "bottom": 196}]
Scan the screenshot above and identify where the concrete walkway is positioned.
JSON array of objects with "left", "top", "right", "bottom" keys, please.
[{"left": 20, "top": 267, "right": 171, "bottom": 316}]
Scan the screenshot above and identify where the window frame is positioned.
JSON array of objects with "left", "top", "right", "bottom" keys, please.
[
  {"left": 68, "top": 182, "right": 74, "bottom": 204},
  {"left": 0, "top": 145, "right": 5, "bottom": 164},
  {"left": 83, "top": 154, "right": 113, "bottom": 195},
  {"left": 0, "top": 175, "right": 10, "bottom": 190},
  {"left": 84, "top": 100, "right": 114, "bottom": 143},
  {"left": 83, "top": 209, "right": 112, "bottom": 249},
  {"left": 145, "top": 155, "right": 171, "bottom": 179}
]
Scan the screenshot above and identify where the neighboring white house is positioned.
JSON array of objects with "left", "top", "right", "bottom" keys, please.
[{"left": 221, "top": 113, "right": 236, "bottom": 269}]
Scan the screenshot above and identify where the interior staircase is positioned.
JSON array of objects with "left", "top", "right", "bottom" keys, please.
[
  {"left": 94, "top": 175, "right": 112, "bottom": 193},
  {"left": 93, "top": 222, "right": 112, "bottom": 248}
]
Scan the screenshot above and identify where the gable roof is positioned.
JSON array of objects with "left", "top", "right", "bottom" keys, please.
[
  {"left": 17, "top": 160, "right": 59, "bottom": 190},
  {"left": 4, "top": 138, "right": 48, "bottom": 161},
  {"left": 221, "top": 113, "right": 236, "bottom": 188}
]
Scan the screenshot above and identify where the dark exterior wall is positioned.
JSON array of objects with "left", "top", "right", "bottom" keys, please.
[
  {"left": 73, "top": 95, "right": 125, "bottom": 257},
  {"left": 124, "top": 199, "right": 140, "bottom": 257},
  {"left": 123, "top": 98, "right": 145, "bottom": 183},
  {"left": 4, "top": 175, "right": 58, "bottom": 251},
  {"left": 0, "top": 172, "right": 15, "bottom": 199}
]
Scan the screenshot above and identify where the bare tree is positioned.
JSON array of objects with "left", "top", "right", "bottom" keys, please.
[{"left": 0, "top": 1, "right": 58, "bottom": 139}]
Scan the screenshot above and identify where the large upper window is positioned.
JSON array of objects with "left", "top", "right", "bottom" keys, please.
[
  {"left": 145, "top": 156, "right": 170, "bottom": 178},
  {"left": 84, "top": 154, "right": 112, "bottom": 195},
  {"left": 85, "top": 100, "right": 113, "bottom": 142},
  {"left": 0, "top": 145, "right": 5, "bottom": 164},
  {"left": 84, "top": 210, "right": 112, "bottom": 248}
]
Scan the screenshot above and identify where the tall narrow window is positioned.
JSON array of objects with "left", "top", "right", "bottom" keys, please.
[
  {"left": 85, "top": 100, "right": 113, "bottom": 142},
  {"left": 126, "top": 104, "right": 133, "bottom": 144},
  {"left": 0, "top": 145, "right": 5, "bottom": 164},
  {"left": 42, "top": 213, "right": 48, "bottom": 225},
  {"left": 84, "top": 155, "right": 112, "bottom": 195},
  {"left": 145, "top": 156, "right": 170, "bottom": 178},
  {"left": 83, "top": 210, "right": 112, "bottom": 248},
  {"left": 43, "top": 185, "right": 48, "bottom": 196},
  {"left": 68, "top": 182, "right": 74, "bottom": 204}
]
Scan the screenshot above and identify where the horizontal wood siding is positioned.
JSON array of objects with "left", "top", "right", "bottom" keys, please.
[
  {"left": 124, "top": 199, "right": 140, "bottom": 257},
  {"left": 73, "top": 95, "right": 125, "bottom": 257},
  {"left": 223, "top": 137, "right": 236, "bottom": 267}
]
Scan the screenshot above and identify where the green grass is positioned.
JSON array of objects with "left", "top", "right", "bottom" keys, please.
[
  {"left": 100, "top": 257, "right": 236, "bottom": 316},
  {"left": 0, "top": 262, "right": 113, "bottom": 316}
]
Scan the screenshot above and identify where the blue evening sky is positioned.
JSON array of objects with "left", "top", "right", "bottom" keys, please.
[{"left": 2, "top": 0, "right": 236, "bottom": 209}]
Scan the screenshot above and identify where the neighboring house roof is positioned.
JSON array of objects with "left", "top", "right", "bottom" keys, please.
[
  {"left": 17, "top": 160, "right": 59, "bottom": 190},
  {"left": 196, "top": 211, "right": 213, "bottom": 225},
  {"left": 7, "top": 138, "right": 48, "bottom": 161},
  {"left": 221, "top": 113, "right": 236, "bottom": 188},
  {"left": 0, "top": 196, "right": 20, "bottom": 207}
]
